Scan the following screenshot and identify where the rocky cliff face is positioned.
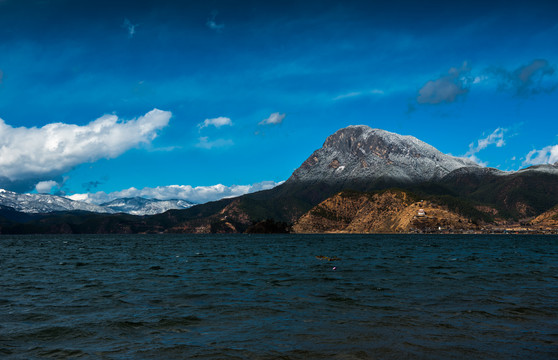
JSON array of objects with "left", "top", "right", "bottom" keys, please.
[
  {"left": 292, "top": 190, "right": 475, "bottom": 233},
  {"left": 288, "top": 125, "right": 478, "bottom": 186}
]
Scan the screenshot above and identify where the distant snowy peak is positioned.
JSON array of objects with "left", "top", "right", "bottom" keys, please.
[
  {"left": 101, "top": 197, "right": 195, "bottom": 215},
  {"left": 0, "top": 189, "right": 115, "bottom": 214},
  {"left": 0, "top": 190, "right": 196, "bottom": 215},
  {"left": 289, "top": 125, "right": 479, "bottom": 184}
]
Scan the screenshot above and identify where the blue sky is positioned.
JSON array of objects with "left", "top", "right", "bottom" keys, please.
[{"left": 0, "top": 0, "right": 557, "bottom": 203}]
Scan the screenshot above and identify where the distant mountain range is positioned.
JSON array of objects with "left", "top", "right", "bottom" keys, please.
[
  {"left": 1, "top": 125, "right": 557, "bottom": 234},
  {"left": 0, "top": 190, "right": 194, "bottom": 216},
  {"left": 100, "top": 197, "right": 195, "bottom": 215}
]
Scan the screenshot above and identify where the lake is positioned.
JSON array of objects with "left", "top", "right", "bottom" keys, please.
[{"left": 1, "top": 234, "right": 557, "bottom": 359}]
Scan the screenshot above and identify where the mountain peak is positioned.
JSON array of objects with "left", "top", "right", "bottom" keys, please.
[{"left": 289, "top": 125, "right": 478, "bottom": 185}]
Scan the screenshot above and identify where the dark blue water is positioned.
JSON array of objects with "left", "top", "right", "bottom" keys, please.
[{"left": 1, "top": 234, "right": 557, "bottom": 359}]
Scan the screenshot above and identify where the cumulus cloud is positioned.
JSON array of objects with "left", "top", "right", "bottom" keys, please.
[
  {"left": 196, "top": 136, "right": 233, "bottom": 149},
  {"left": 206, "top": 11, "right": 224, "bottom": 32},
  {"left": 67, "top": 181, "right": 284, "bottom": 205},
  {"left": 122, "top": 18, "right": 138, "bottom": 38},
  {"left": 0, "top": 109, "right": 171, "bottom": 191},
  {"left": 488, "top": 59, "right": 556, "bottom": 96},
  {"left": 35, "top": 180, "right": 59, "bottom": 194},
  {"left": 523, "top": 144, "right": 558, "bottom": 166},
  {"left": 464, "top": 127, "right": 507, "bottom": 166},
  {"left": 259, "top": 112, "right": 285, "bottom": 126},
  {"left": 417, "top": 62, "right": 471, "bottom": 104},
  {"left": 198, "top": 116, "right": 232, "bottom": 130}
]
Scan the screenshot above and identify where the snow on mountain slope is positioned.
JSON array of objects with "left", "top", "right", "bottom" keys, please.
[
  {"left": 101, "top": 197, "right": 195, "bottom": 215},
  {"left": 0, "top": 189, "right": 115, "bottom": 214},
  {"left": 289, "top": 125, "right": 479, "bottom": 184},
  {"left": 0, "top": 189, "right": 195, "bottom": 215}
]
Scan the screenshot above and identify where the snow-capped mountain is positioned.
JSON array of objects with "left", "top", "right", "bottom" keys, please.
[
  {"left": 0, "top": 189, "right": 195, "bottom": 215},
  {"left": 101, "top": 197, "right": 195, "bottom": 215},
  {"left": 0, "top": 189, "right": 115, "bottom": 214},
  {"left": 289, "top": 125, "right": 479, "bottom": 185}
]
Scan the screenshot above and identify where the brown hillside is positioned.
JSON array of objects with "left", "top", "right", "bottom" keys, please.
[
  {"left": 292, "top": 190, "right": 476, "bottom": 233},
  {"left": 529, "top": 206, "right": 558, "bottom": 229}
]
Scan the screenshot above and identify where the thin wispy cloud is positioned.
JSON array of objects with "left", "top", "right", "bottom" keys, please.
[
  {"left": 465, "top": 127, "right": 507, "bottom": 166},
  {"left": 122, "top": 18, "right": 138, "bottom": 38},
  {"left": 259, "top": 112, "right": 285, "bottom": 126},
  {"left": 417, "top": 62, "right": 471, "bottom": 104},
  {"left": 196, "top": 136, "right": 233, "bottom": 149},
  {"left": 333, "top": 89, "right": 384, "bottom": 101},
  {"left": 206, "top": 11, "right": 224, "bottom": 32},
  {"left": 68, "top": 181, "right": 283, "bottom": 205},
  {"left": 198, "top": 116, "right": 232, "bottom": 130}
]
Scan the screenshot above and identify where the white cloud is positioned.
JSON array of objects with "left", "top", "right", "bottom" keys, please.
[
  {"left": 417, "top": 62, "right": 471, "bottom": 104},
  {"left": 333, "top": 89, "right": 384, "bottom": 101},
  {"left": 466, "top": 153, "right": 488, "bottom": 167},
  {"left": 523, "top": 144, "right": 558, "bottom": 166},
  {"left": 0, "top": 108, "right": 171, "bottom": 186},
  {"left": 198, "top": 116, "right": 232, "bottom": 130},
  {"left": 471, "top": 127, "right": 506, "bottom": 152},
  {"left": 67, "top": 181, "right": 284, "bottom": 205},
  {"left": 122, "top": 19, "right": 138, "bottom": 38},
  {"left": 259, "top": 112, "right": 285, "bottom": 125},
  {"left": 464, "top": 127, "right": 507, "bottom": 165},
  {"left": 333, "top": 92, "right": 362, "bottom": 101},
  {"left": 195, "top": 136, "right": 233, "bottom": 149},
  {"left": 35, "top": 180, "right": 59, "bottom": 193}
]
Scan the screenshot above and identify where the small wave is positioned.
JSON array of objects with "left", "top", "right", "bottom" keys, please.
[
  {"left": 501, "top": 307, "right": 553, "bottom": 317},
  {"left": 36, "top": 348, "right": 88, "bottom": 358},
  {"left": 109, "top": 320, "right": 147, "bottom": 329},
  {"left": 156, "top": 315, "right": 202, "bottom": 328},
  {"left": 16, "top": 326, "right": 93, "bottom": 341}
]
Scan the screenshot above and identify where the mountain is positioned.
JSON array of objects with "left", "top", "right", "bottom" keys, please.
[
  {"left": 289, "top": 125, "right": 478, "bottom": 185},
  {"left": 436, "top": 163, "right": 558, "bottom": 219},
  {"left": 1, "top": 125, "right": 557, "bottom": 233},
  {"left": 157, "top": 125, "right": 558, "bottom": 231},
  {"left": 0, "top": 189, "right": 194, "bottom": 216},
  {"left": 0, "top": 189, "right": 115, "bottom": 214},
  {"left": 101, "top": 197, "right": 195, "bottom": 215}
]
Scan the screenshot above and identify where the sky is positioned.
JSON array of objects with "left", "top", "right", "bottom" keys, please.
[{"left": 0, "top": 0, "right": 557, "bottom": 204}]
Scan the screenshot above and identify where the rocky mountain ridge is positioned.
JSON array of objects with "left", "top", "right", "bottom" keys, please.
[{"left": 289, "top": 125, "right": 478, "bottom": 186}]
